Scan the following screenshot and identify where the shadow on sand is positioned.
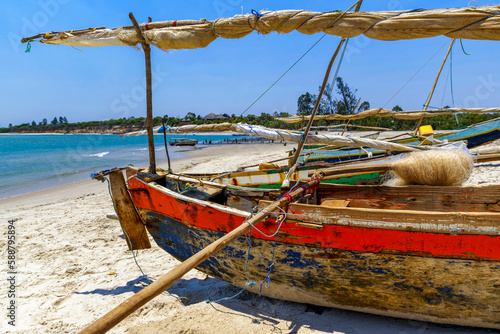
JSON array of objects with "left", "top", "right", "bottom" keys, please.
[{"left": 135, "top": 275, "right": 496, "bottom": 334}]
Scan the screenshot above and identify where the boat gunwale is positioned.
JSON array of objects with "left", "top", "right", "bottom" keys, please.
[{"left": 131, "top": 174, "right": 500, "bottom": 236}]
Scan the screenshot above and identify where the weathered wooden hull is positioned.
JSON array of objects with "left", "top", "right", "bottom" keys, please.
[
  {"left": 304, "top": 118, "right": 500, "bottom": 163},
  {"left": 128, "top": 175, "right": 500, "bottom": 329}
]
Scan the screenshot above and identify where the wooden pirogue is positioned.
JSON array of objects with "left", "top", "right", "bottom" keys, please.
[{"left": 123, "top": 166, "right": 500, "bottom": 329}]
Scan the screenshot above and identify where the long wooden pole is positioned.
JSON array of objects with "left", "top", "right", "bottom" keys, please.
[
  {"left": 290, "top": 0, "right": 363, "bottom": 166},
  {"left": 161, "top": 115, "right": 172, "bottom": 172},
  {"left": 413, "top": 38, "right": 456, "bottom": 135},
  {"left": 341, "top": 97, "right": 361, "bottom": 136},
  {"left": 129, "top": 12, "right": 156, "bottom": 174},
  {"left": 79, "top": 172, "right": 324, "bottom": 334},
  {"left": 289, "top": 38, "right": 346, "bottom": 166}
]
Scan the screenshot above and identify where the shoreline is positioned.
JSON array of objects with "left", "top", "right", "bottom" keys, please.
[
  {"left": 1, "top": 141, "right": 499, "bottom": 333},
  {"left": 0, "top": 143, "right": 288, "bottom": 209}
]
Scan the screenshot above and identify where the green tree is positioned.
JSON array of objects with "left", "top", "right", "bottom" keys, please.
[
  {"left": 185, "top": 112, "right": 196, "bottom": 121},
  {"left": 51, "top": 117, "right": 58, "bottom": 125},
  {"left": 31, "top": 121, "right": 36, "bottom": 126},
  {"left": 297, "top": 92, "right": 315, "bottom": 115},
  {"left": 334, "top": 77, "right": 361, "bottom": 115}
]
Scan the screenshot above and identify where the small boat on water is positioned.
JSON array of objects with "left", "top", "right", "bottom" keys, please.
[{"left": 169, "top": 138, "right": 198, "bottom": 146}]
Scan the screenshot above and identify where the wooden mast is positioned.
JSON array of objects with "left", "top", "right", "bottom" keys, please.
[
  {"left": 289, "top": 0, "right": 363, "bottom": 166},
  {"left": 413, "top": 38, "right": 456, "bottom": 135},
  {"left": 129, "top": 12, "right": 156, "bottom": 174}
]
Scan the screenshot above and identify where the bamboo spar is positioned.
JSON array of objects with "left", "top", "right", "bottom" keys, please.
[
  {"left": 290, "top": 38, "right": 346, "bottom": 166},
  {"left": 413, "top": 38, "right": 456, "bottom": 135},
  {"left": 129, "top": 12, "right": 156, "bottom": 174},
  {"left": 78, "top": 172, "right": 324, "bottom": 334},
  {"left": 290, "top": 0, "right": 363, "bottom": 166}
]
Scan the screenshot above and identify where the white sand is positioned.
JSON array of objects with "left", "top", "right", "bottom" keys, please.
[{"left": 0, "top": 142, "right": 498, "bottom": 334}]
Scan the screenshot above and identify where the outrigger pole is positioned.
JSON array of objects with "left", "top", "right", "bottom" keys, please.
[{"left": 129, "top": 12, "right": 156, "bottom": 174}]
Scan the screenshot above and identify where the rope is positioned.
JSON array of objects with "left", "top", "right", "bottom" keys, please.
[
  {"left": 363, "top": 8, "right": 424, "bottom": 34},
  {"left": 238, "top": 33, "right": 328, "bottom": 117},
  {"left": 382, "top": 40, "right": 448, "bottom": 109},
  {"left": 275, "top": 10, "right": 305, "bottom": 30},
  {"left": 247, "top": 9, "right": 266, "bottom": 30},
  {"left": 211, "top": 18, "right": 220, "bottom": 36},
  {"left": 459, "top": 39, "right": 471, "bottom": 55},
  {"left": 238, "top": 1, "right": 359, "bottom": 119},
  {"left": 25, "top": 39, "right": 32, "bottom": 53},
  {"left": 440, "top": 56, "right": 451, "bottom": 108},
  {"left": 327, "top": 38, "right": 349, "bottom": 97},
  {"left": 449, "top": 11, "right": 500, "bottom": 34}
]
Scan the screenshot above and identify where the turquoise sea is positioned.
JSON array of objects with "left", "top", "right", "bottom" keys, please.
[{"left": 0, "top": 133, "right": 254, "bottom": 199}]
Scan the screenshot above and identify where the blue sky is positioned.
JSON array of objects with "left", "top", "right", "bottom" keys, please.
[{"left": 1, "top": 0, "right": 500, "bottom": 127}]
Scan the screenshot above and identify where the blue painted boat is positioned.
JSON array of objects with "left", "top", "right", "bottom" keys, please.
[{"left": 302, "top": 117, "right": 500, "bottom": 163}]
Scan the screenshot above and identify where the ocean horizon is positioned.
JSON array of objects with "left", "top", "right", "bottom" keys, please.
[{"left": 0, "top": 133, "right": 255, "bottom": 199}]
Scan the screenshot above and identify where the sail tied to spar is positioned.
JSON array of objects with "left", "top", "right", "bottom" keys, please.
[{"left": 21, "top": 6, "right": 500, "bottom": 51}]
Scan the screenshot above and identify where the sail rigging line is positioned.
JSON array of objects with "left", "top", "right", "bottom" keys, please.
[
  {"left": 175, "top": 31, "right": 334, "bottom": 136},
  {"left": 363, "top": 8, "right": 425, "bottom": 34},
  {"left": 327, "top": 37, "right": 349, "bottom": 98},
  {"left": 450, "top": 11, "right": 500, "bottom": 34},
  {"left": 449, "top": 43, "right": 461, "bottom": 128},
  {"left": 460, "top": 39, "right": 472, "bottom": 55},
  {"left": 237, "top": 33, "right": 328, "bottom": 118},
  {"left": 239, "top": 1, "right": 360, "bottom": 119},
  {"left": 181, "top": 2, "right": 362, "bottom": 136},
  {"left": 414, "top": 38, "right": 456, "bottom": 134},
  {"left": 440, "top": 55, "right": 452, "bottom": 109},
  {"left": 289, "top": 0, "right": 363, "bottom": 166},
  {"left": 381, "top": 40, "right": 449, "bottom": 109}
]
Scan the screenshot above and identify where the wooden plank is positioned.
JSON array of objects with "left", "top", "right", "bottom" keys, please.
[
  {"left": 476, "top": 153, "right": 500, "bottom": 163},
  {"left": 321, "top": 199, "right": 350, "bottom": 207},
  {"left": 109, "top": 170, "right": 151, "bottom": 250},
  {"left": 258, "top": 200, "right": 500, "bottom": 235},
  {"left": 317, "top": 184, "right": 500, "bottom": 212}
]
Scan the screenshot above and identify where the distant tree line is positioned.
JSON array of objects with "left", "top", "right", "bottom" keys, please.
[
  {"left": 296, "top": 77, "right": 500, "bottom": 131},
  {"left": 2, "top": 78, "right": 499, "bottom": 134}
]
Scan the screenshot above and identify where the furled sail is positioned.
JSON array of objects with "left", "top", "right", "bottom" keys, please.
[
  {"left": 123, "top": 122, "right": 466, "bottom": 153},
  {"left": 22, "top": 6, "right": 500, "bottom": 51},
  {"left": 277, "top": 107, "right": 500, "bottom": 123}
]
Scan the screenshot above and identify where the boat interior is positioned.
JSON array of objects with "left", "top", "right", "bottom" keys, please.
[{"left": 127, "top": 167, "right": 500, "bottom": 214}]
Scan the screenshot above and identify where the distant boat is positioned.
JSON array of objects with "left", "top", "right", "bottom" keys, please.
[{"left": 169, "top": 138, "right": 198, "bottom": 146}]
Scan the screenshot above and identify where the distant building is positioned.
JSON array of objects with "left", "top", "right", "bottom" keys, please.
[
  {"left": 179, "top": 117, "right": 192, "bottom": 126},
  {"left": 203, "top": 113, "right": 229, "bottom": 120}
]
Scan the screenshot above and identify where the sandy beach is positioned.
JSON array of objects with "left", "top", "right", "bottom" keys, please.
[{"left": 1, "top": 141, "right": 499, "bottom": 334}]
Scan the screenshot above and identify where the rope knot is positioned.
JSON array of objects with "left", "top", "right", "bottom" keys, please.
[{"left": 251, "top": 9, "right": 264, "bottom": 18}]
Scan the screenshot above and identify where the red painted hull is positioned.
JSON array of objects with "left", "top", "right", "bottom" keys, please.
[{"left": 128, "top": 175, "right": 500, "bottom": 329}]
